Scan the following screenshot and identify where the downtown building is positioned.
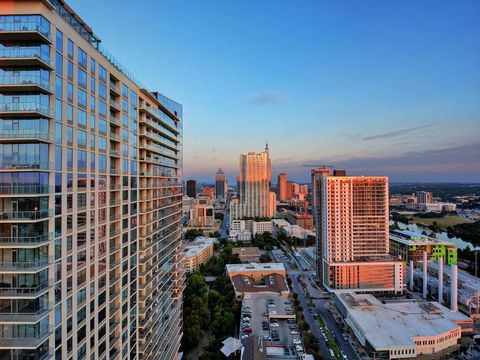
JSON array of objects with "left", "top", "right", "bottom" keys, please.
[
  {"left": 215, "top": 167, "right": 227, "bottom": 203},
  {"left": 312, "top": 168, "right": 404, "bottom": 292},
  {"left": 230, "top": 145, "right": 276, "bottom": 221},
  {"left": 0, "top": 1, "right": 184, "bottom": 360}
]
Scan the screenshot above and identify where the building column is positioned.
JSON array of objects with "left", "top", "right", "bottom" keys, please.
[
  {"left": 450, "top": 264, "right": 458, "bottom": 311},
  {"left": 438, "top": 257, "right": 443, "bottom": 304},
  {"left": 423, "top": 251, "right": 428, "bottom": 299},
  {"left": 409, "top": 260, "right": 414, "bottom": 291}
]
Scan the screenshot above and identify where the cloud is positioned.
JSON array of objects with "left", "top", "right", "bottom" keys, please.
[
  {"left": 362, "top": 123, "right": 437, "bottom": 141},
  {"left": 247, "top": 90, "right": 288, "bottom": 106},
  {"left": 272, "top": 143, "right": 480, "bottom": 182}
]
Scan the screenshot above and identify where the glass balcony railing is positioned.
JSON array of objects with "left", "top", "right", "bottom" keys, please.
[
  {"left": 0, "top": 75, "right": 51, "bottom": 91},
  {"left": 0, "top": 257, "right": 52, "bottom": 271},
  {"left": 0, "top": 21, "right": 51, "bottom": 40},
  {"left": 0, "top": 102, "right": 51, "bottom": 116},
  {"left": 0, "top": 48, "right": 50, "bottom": 64},
  {"left": 0, "top": 161, "right": 53, "bottom": 170},
  {"left": 0, "top": 280, "right": 52, "bottom": 296},
  {"left": 0, "top": 129, "right": 53, "bottom": 142},
  {"left": 0, "top": 209, "right": 53, "bottom": 221},
  {"left": 0, "top": 325, "right": 53, "bottom": 348},
  {"left": 0, "top": 233, "right": 53, "bottom": 245},
  {"left": 0, "top": 185, "right": 52, "bottom": 195}
]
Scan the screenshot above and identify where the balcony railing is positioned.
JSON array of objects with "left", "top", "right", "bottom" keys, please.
[
  {"left": 0, "top": 280, "right": 52, "bottom": 297},
  {"left": 0, "top": 325, "right": 53, "bottom": 348},
  {"left": 0, "top": 48, "right": 50, "bottom": 64},
  {"left": 0, "top": 21, "right": 51, "bottom": 40},
  {"left": 0, "top": 185, "right": 52, "bottom": 195},
  {"left": 0, "top": 129, "right": 53, "bottom": 142},
  {"left": 0, "top": 75, "right": 51, "bottom": 91},
  {"left": 0, "top": 209, "right": 53, "bottom": 221},
  {"left": 0, "top": 161, "right": 53, "bottom": 171},
  {"left": 0, "top": 302, "right": 52, "bottom": 322},
  {"left": 0, "top": 256, "right": 52, "bottom": 271},
  {"left": 0, "top": 102, "right": 51, "bottom": 117}
]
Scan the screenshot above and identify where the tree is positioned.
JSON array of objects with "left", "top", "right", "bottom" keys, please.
[{"left": 259, "top": 254, "right": 272, "bottom": 263}]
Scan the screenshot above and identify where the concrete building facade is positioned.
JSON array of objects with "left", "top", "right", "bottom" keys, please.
[
  {"left": 312, "top": 168, "right": 403, "bottom": 292},
  {"left": 215, "top": 167, "right": 227, "bottom": 203},
  {"left": 276, "top": 172, "right": 287, "bottom": 201},
  {"left": 0, "top": 1, "right": 184, "bottom": 359},
  {"left": 182, "top": 237, "right": 214, "bottom": 273}
]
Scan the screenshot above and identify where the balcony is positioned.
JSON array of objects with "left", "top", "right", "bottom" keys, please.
[
  {"left": 0, "top": 185, "right": 52, "bottom": 196},
  {"left": 0, "top": 209, "right": 53, "bottom": 222},
  {"left": 0, "top": 280, "right": 52, "bottom": 298},
  {"left": 109, "top": 99, "right": 120, "bottom": 112},
  {"left": 0, "top": 161, "right": 53, "bottom": 171},
  {"left": 0, "top": 233, "right": 53, "bottom": 248},
  {"left": 109, "top": 116, "right": 120, "bottom": 127},
  {"left": 0, "top": 102, "right": 52, "bottom": 118},
  {"left": 0, "top": 75, "right": 51, "bottom": 93},
  {"left": 109, "top": 83, "right": 120, "bottom": 96},
  {"left": 139, "top": 105, "right": 179, "bottom": 134},
  {"left": 0, "top": 257, "right": 52, "bottom": 273},
  {"left": 0, "top": 48, "right": 52, "bottom": 69},
  {"left": 0, "top": 21, "right": 51, "bottom": 43},
  {"left": 0, "top": 303, "right": 52, "bottom": 323},
  {"left": 0, "top": 325, "right": 53, "bottom": 349},
  {"left": 0, "top": 129, "right": 53, "bottom": 143}
]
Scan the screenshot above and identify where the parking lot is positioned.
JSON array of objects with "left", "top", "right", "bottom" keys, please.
[{"left": 240, "top": 294, "right": 305, "bottom": 359}]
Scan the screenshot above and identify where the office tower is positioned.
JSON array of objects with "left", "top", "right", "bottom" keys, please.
[
  {"left": 416, "top": 191, "right": 433, "bottom": 204},
  {"left": 215, "top": 167, "right": 227, "bottom": 203},
  {"left": 230, "top": 145, "right": 276, "bottom": 220},
  {"left": 186, "top": 179, "right": 196, "bottom": 198},
  {"left": 201, "top": 185, "right": 215, "bottom": 201},
  {"left": 312, "top": 169, "right": 403, "bottom": 292},
  {"left": 276, "top": 173, "right": 287, "bottom": 201},
  {"left": 0, "top": 2, "right": 184, "bottom": 360},
  {"left": 189, "top": 196, "right": 214, "bottom": 228}
]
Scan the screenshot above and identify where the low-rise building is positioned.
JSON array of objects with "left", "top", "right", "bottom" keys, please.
[
  {"left": 183, "top": 237, "right": 214, "bottom": 273},
  {"left": 228, "top": 230, "right": 252, "bottom": 243},
  {"left": 334, "top": 292, "right": 472, "bottom": 359},
  {"left": 390, "top": 230, "right": 457, "bottom": 265},
  {"left": 182, "top": 195, "right": 195, "bottom": 216},
  {"left": 281, "top": 224, "right": 315, "bottom": 239},
  {"left": 232, "top": 247, "right": 262, "bottom": 263},
  {"left": 230, "top": 219, "right": 273, "bottom": 235},
  {"left": 418, "top": 202, "right": 457, "bottom": 213}
]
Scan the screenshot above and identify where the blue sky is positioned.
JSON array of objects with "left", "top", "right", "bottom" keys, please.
[{"left": 70, "top": 0, "right": 480, "bottom": 183}]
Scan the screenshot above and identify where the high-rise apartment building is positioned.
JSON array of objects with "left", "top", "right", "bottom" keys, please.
[
  {"left": 215, "top": 167, "right": 227, "bottom": 203},
  {"left": 416, "top": 191, "right": 433, "bottom": 204},
  {"left": 276, "top": 173, "right": 287, "bottom": 201},
  {"left": 186, "top": 179, "right": 196, "bottom": 199},
  {"left": 312, "top": 169, "right": 403, "bottom": 292},
  {"left": 0, "top": 2, "right": 184, "bottom": 360},
  {"left": 230, "top": 145, "right": 276, "bottom": 220}
]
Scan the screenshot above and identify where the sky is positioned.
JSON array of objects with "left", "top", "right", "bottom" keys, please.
[{"left": 69, "top": 0, "right": 480, "bottom": 184}]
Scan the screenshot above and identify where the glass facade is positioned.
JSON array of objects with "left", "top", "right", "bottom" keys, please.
[{"left": 0, "top": 3, "right": 183, "bottom": 360}]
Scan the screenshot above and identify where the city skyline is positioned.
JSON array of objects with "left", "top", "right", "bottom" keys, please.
[{"left": 68, "top": 0, "right": 480, "bottom": 183}]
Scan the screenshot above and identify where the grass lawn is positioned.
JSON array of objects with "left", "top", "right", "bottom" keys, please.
[{"left": 412, "top": 215, "right": 468, "bottom": 229}]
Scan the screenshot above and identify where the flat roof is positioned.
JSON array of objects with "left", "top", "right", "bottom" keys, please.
[
  {"left": 226, "top": 263, "right": 285, "bottom": 273},
  {"left": 232, "top": 247, "right": 262, "bottom": 257},
  {"left": 230, "top": 273, "right": 288, "bottom": 295},
  {"left": 390, "top": 230, "right": 456, "bottom": 247},
  {"left": 336, "top": 292, "right": 470, "bottom": 350},
  {"left": 184, "top": 237, "right": 213, "bottom": 258}
]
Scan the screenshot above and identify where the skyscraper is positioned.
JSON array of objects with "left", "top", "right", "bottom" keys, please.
[
  {"left": 215, "top": 167, "right": 227, "bottom": 203},
  {"left": 186, "top": 179, "right": 196, "bottom": 198},
  {"left": 230, "top": 145, "right": 276, "bottom": 220},
  {"left": 0, "top": 1, "right": 184, "bottom": 359},
  {"left": 276, "top": 173, "right": 287, "bottom": 201},
  {"left": 312, "top": 169, "right": 403, "bottom": 292}
]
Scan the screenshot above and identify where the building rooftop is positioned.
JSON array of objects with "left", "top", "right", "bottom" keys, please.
[
  {"left": 230, "top": 273, "right": 288, "bottom": 295},
  {"left": 336, "top": 292, "right": 470, "bottom": 350},
  {"left": 226, "top": 262, "right": 285, "bottom": 273},
  {"left": 272, "top": 219, "right": 291, "bottom": 227},
  {"left": 232, "top": 247, "right": 262, "bottom": 258},
  {"left": 390, "top": 230, "right": 456, "bottom": 247},
  {"left": 183, "top": 237, "right": 213, "bottom": 258}
]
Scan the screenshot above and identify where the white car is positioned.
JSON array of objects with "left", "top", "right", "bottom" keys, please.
[
  {"left": 290, "top": 330, "right": 299, "bottom": 335},
  {"left": 270, "top": 322, "right": 279, "bottom": 327},
  {"left": 293, "top": 340, "right": 302, "bottom": 345},
  {"left": 295, "top": 345, "right": 304, "bottom": 352}
]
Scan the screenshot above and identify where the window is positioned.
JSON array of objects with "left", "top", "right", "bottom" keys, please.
[
  {"left": 98, "top": 136, "right": 107, "bottom": 151},
  {"left": 90, "top": 152, "right": 95, "bottom": 171},
  {"left": 78, "top": 47, "right": 87, "bottom": 67},
  {"left": 55, "top": 122, "right": 62, "bottom": 144},
  {"left": 78, "top": 89, "right": 87, "bottom": 107},
  {"left": 55, "top": 99, "right": 62, "bottom": 121},
  {"left": 98, "top": 154, "right": 107, "bottom": 171},
  {"left": 78, "top": 150, "right": 87, "bottom": 170},
  {"left": 55, "top": 146, "right": 62, "bottom": 171},
  {"left": 98, "top": 101, "right": 107, "bottom": 117},
  {"left": 66, "top": 126, "right": 73, "bottom": 145},
  {"left": 77, "top": 109, "right": 87, "bottom": 127},
  {"left": 67, "top": 38, "right": 74, "bottom": 58},
  {"left": 90, "top": 76, "right": 95, "bottom": 94},
  {"left": 56, "top": 29, "right": 63, "bottom": 53},
  {"left": 67, "top": 104, "right": 73, "bottom": 123},
  {"left": 78, "top": 129, "right": 87, "bottom": 147},
  {"left": 99, "top": 65, "right": 106, "bottom": 82},
  {"left": 56, "top": 52, "right": 63, "bottom": 75},
  {"left": 67, "top": 148, "right": 73, "bottom": 168},
  {"left": 90, "top": 95, "right": 95, "bottom": 112},
  {"left": 122, "top": 84, "right": 129, "bottom": 98},
  {"left": 98, "top": 119, "right": 107, "bottom": 133},
  {"left": 98, "top": 83, "right": 107, "bottom": 99},
  {"left": 90, "top": 115, "right": 96, "bottom": 130},
  {"left": 90, "top": 58, "right": 96, "bottom": 75},
  {"left": 67, "top": 60, "right": 73, "bottom": 80},
  {"left": 67, "top": 82, "right": 73, "bottom": 101},
  {"left": 78, "top": 68, "right": 87, "bottom": 87},
  {"left": 55, "top": 75, "right": 62, "bottom": 99},
  {"left": 90, "top": 134, "right": 95, "bottom": 150}
]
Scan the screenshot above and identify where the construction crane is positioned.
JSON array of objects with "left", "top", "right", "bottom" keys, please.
[{"left": 302, "top": 164, "right": 333, "bottom": 168}]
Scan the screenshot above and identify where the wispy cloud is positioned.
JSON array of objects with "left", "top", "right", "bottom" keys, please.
[
  {"left": 247, "top": 90, "right": 288, "bottom": 107},
  {"left": 362, "top": 123, "right": 437, "bottom": 141}
]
